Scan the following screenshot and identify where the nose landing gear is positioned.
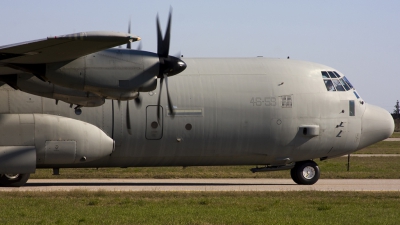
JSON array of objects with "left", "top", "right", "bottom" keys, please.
[{"left": 290, "top": 160, "right": 320, "bottom": 185}]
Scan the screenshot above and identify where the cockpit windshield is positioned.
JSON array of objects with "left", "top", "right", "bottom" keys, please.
[
  {"left": 342, "top": 76, "right": 353, "bottom": 89},
  {"left": 321, "top": 71, "right": 354, "bottom": 92},
  {"left": 332, "top": 79, "right": 345, "bottom": 91}
]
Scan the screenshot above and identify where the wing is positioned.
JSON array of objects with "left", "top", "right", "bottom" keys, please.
[{"left": 0, "top": 31, "right": 140, "bottom": 74}]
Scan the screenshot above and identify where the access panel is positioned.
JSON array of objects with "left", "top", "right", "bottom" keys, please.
[{"left": 145, "top": 105, "right": 163, "bottom": 140}]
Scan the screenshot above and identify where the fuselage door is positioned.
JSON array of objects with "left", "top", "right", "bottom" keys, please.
[
  {"left": 145, "top": 105, "right": 163, "bottom": 140},
  {"left": 344, "top": 100, "right": 362, "bottom": 151}
]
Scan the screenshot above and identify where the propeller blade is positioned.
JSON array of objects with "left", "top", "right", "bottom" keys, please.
[
  {"left": 156, "top": 9, "right": 172, "bottom": 58},
  {"left": 157, "top": 76, "right": 164, "bottom": 124},
  {"left": 134, "top": 93, "right": 142, "bottom": 108},
  {"left": 156, "top": 14, "right": 163, "bottom": 56},
  {"left": 164, "top": 74, "right": 175, "bottom": 117},
  {"left": 162, "top": 10, "right": 172, "bottom": 57},
  {"left": 137, "top": 42, "right": 142, "bottom": 51},
  {"left": 127, "top": 19, "right": 131, "bottom": 49},
  {"left": 126, "top": 100, "right": 132, "bottom": 135},
  {"left": 155, "top": 8, "right": 184, "bottom": 122},
  {"left": 128, "top": 18, "right": 131, "bottom": 33},
  {"left": 135, "top": 94, "right": 141, "bottom": 103}
]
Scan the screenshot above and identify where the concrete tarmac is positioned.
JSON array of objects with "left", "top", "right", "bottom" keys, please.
[
  {"left": 0, "top": 179, "right": 399, "bottom": 192},
  {"left": 384, "top": 138, "right": 400, "bottom": 141}
]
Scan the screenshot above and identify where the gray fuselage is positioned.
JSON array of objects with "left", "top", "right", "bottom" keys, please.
[{"left": 0, "top": 57, "right": 394, "bottom": 169}]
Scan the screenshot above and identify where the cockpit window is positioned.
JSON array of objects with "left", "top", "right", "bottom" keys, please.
[
  {"left": 332, "top": 79, "right": 346, "bottom": 91},
  {"left": 333, "top": 71, "right": 341, "bottom": 77},
  {"left": 342, "top": 76, "right": 354, "bottom": 89},
  {"left": 321, "top": 71, "right": 329, "bottom": 79},
  {"left": 339, "top": 79, "right": 350, "bottom": 91},
  {"left": 324, "top": 80, "right": 335, "bottom": 91},
  {"left": 328, "top": 71, "right": 338, "bottom": 78},
  {"left": 321, "top": 71, "right": 354, "bottom": 92},
  {"left": 353, "top": 91, "right": 360, "bottom": 99}
]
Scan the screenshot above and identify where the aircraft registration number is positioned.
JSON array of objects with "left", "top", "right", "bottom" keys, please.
[{"left": 250, "top": 97, "right": 277, "bottom": 106}]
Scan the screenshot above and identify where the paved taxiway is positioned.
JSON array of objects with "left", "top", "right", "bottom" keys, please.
[
  {"left": 384, "top": 138, "right": 400, "bottom": 141},
  {"left": 0, "top": 179, "right": 399, "bottom": 192}
]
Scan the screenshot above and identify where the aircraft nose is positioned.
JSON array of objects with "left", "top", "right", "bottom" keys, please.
[{"left": 357, "top": 103, "right": 394, "bottom": 150}]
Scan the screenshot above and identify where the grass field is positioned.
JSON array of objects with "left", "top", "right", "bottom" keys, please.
[
  {"left": 0, "top": 191, "right": 399, "bottom": 224},
  {"left": 28, "top": 140, "right": 400, "bottom": 179},
  {"left": 390, "top": 132, "right": 400, "bottom": 138},
  {"left": 31, "top": 156, "right": 400, "bottom": 179},
  {"left": 12, "top": 139, "right": 400, "bottom": 224},
  {"left": 355, "top": 141, "right": 400, "bottom": 154}
]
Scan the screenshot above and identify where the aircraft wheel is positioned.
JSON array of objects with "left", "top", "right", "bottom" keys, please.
[
  {"left": 290, "top": 160, "right": 320, "bottom": 185},
  {"left": 0, "top": 173, "right": 30, "bottom": 187}
]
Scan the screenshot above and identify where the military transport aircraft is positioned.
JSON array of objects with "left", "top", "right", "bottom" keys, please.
[{"left": 0, "top": 11, "right": 394, "bottom": 187}]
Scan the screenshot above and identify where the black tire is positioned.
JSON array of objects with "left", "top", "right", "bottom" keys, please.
[
  {"left": 290, "top": 168, "right": 300, "bottom": 184},
  {"left": 290, "top": 160, "right": 320, "bottom": 185},
  {"left": 0, "top": 174, "right": 30, "bottom": 187}
]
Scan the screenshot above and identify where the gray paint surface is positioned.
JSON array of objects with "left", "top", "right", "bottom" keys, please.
[
  {"left": 0, "top": 57, "right": 393, "bottom": 169},
  {"left": 0, "top": 31, "right": 394, "bottom": 187}
]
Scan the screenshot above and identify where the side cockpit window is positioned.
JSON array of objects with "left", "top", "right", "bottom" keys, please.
[{"left": 321, "top": 71, "right": 354, "bottom": 92}]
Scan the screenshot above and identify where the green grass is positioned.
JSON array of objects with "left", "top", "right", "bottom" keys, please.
[
  {"left": 31, "top": 156, "right": 400, "bottom": 179},
  {"left": 0, "top": 191, "right": 399, "bottom": 224},
  {"left": 390, "top": 132, "right": 400, "bottom": 138},
  {"left": 29, "top": 141, "right": 400, "bottom": 179},
  {"left": 355, "top": 141, "right": 400, "bottom": 154},
  {"left": 318, "top": 157, "right": 400, "bottom": 179}
]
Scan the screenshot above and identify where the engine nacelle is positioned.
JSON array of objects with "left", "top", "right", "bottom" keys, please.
[
  {"left": 0, "top": 74, "right": 105, "bottom": 107},
  {"left": 45, "top": 49, "right": 159, "bottom": 100},
  {"left": 0, "top": 114, "right": 114, "bottom": 172}
]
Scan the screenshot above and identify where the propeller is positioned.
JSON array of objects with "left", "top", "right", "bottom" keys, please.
[
  {"left": 156, "top": 9, "right": 187, "bottom": 123},
  {"left": 135, "top": 93, "right": 142, "bottom": 107},
  {"left": 127, "top": 18, "right": 132, "bottom": 50},
  {"left": 128, "top": 18, "right": 143, "bottom": 51},
  {"left": 125, "top": 17, "right": 143, "bottom": 135},
  {"left": 126, "top": 18, "right": 133, "bottom": 134},
  {"left": 137, "top": 42, "right": 143, "bottom": 51},
  {"left": 126, "top": 100, "right": 132, "bottom": 135},
  {"left": 124, "top": 10, "right": 187, "bottom": 133}
]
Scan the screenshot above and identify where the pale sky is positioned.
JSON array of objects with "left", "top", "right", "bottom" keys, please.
[{"left": 0, "top": 1, "right": 399, "bottom": 112}]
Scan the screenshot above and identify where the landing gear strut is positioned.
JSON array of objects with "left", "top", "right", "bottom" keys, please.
[
  {"left": 290, "top": 160, "right": 320, "bottom": 185},
  {"left": 0, "top": 174, "right": 30, "bottom": 187}
]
